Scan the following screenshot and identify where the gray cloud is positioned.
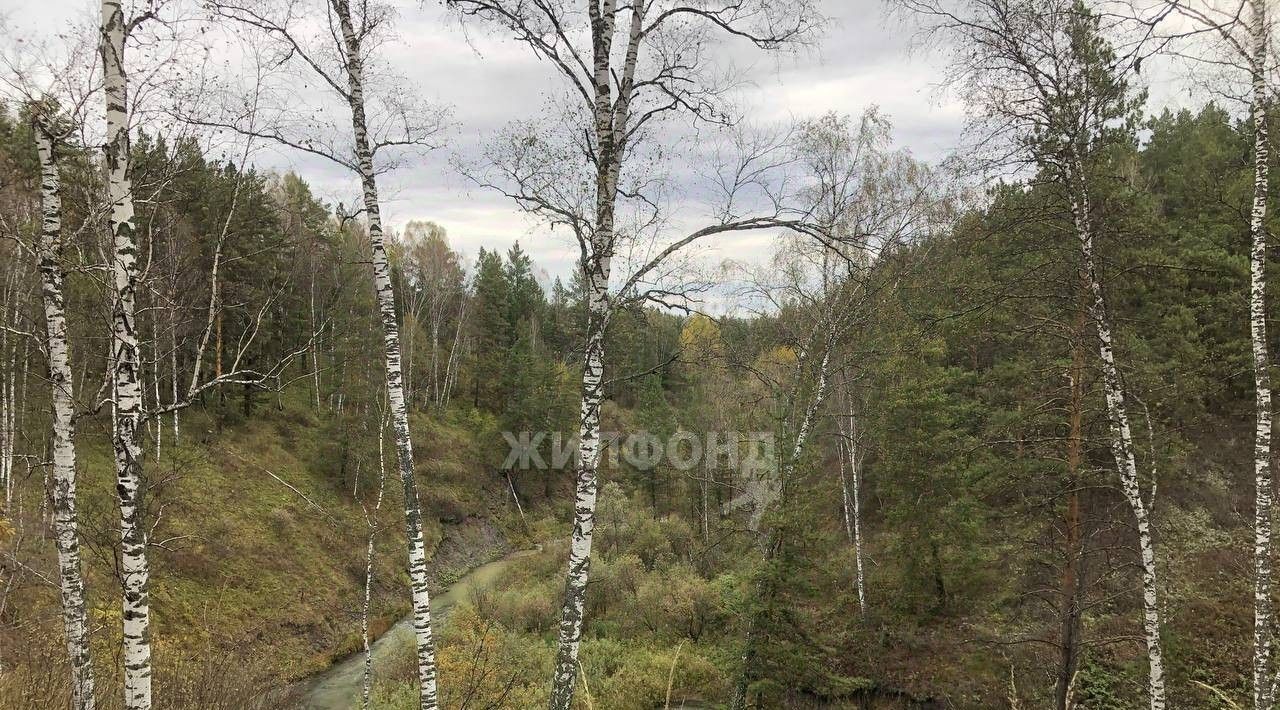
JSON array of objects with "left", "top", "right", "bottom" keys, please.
[{"left": 6, "top": 0, "right": 1204, "bottom": 290}]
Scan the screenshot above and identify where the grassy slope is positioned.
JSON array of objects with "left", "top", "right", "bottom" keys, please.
[
  {"left": 6, "top": 388, "right": 1255, "bottom": 708},
  {"left": 5, "top": 389, "right": 520, "bottom": 696}
]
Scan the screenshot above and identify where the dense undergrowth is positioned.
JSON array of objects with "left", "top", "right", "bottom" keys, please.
[{"left": 0, "top": 389, "right": 523, "bottom": 708}]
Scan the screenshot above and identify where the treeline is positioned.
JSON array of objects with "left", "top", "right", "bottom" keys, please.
[
  {"left": 365, "top": 105, "right": 1280, "bottom": 708},
  {"left": 6, "top": 0, "right": 1280, "bottom": 709}
]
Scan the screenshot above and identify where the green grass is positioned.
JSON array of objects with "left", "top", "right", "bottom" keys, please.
[{"left": 15, "top": 390, "right": 517, "bottom": 684}]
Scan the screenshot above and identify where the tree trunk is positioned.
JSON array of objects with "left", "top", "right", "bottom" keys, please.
[
  {"left": 34, "top": 117, "right": 98, "bottom": 710},
  {"left": 310, "top": 263, "right": 322, "bottom": 410},
  {"left": 169, "top": 303, "right": 178, "bottom": 445},
  {"left": 332, "top": 2, "right": 439, "bottom": 707},
  {"left": 361, "top": 413, "right": 389, "bottom": 710},
  {"left": 1055, "top": 320, "right": 1086, "bottom": 710},
  {"left": 701, "top": 459, "right": 710, "bottom": 542},
  {"left": 151, "top": 318, "right": 161, "bottom": 459},
  {"left": 838, "top": 434, "right": 853, "bottom": 543},
  {"left": 403, "top": 302, "right": 414, "bottom": 407},
  {"left": 1, "top": 263, "right": 16, "bottom": 507},
  {"left": 1250, "top": 3, "right": 1274, "bottom": 707},
  {"left": 549, "top": 259, "right": 611, "bottom": 710},
  {"left": 1069, "top": 162, "right": 1165, "bottom": 710},
  {"left": 841, "top": 399, "right": 867, "bottom": 615},
  {"left": 732, "top": 333, "right": 835, "bottom": 709},
  {"left": 1, "top": 275, "right": 9, "bottom": 508},
  {"left": 430, "top": 319, "right": 440, "bottom": 408},
  {"left": 101, "top": 3, "right": 154, "bottom": 707},
  {"left": 441, "top": 298, "right": 465, "bottom": 407},
  {"left": 548, "top": 3, "right": 642, "bottom": 707}
]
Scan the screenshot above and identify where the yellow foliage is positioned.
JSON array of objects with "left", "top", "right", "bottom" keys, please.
[
  {"left": 436, "top": 604, "right": 549, "bottom": 708},
  {"left": 679, "top": 315, "right": 725, "bottom": 362},
  {"left": 758, "top": 345, "right": 797, "bottom": 368}
]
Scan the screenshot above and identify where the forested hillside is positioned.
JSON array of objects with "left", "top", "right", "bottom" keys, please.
[{"left": 4, "top": 0, "right": 1280, "bottom": 709}]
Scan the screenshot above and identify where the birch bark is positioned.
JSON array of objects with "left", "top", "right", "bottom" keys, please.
[
  {"left": 439, "top": 2, "right": 819, "bottom": 704},
  {"left": 100, "top": 3, "right": 154, "bottom": 706},
  {"left": 548, "top": 5, "right": 642, "bottom": 707},
  {"left": 360, "top": 411, "right": 390, "bottom": 710},
  {"left": 34, "top": 116, "right": 98, "bottom": 710},
  {"left": 838, "top": 434, "right": 853, "bottom": 543},
  {"left": 0, "top": 266, "right": 14, "bottom": 506},
  {"left": 332, "top": 2, "right": 439, "bottom": 706},
  {"left": 168, "top": 305, "right": 178, "bottom": 444},
  {"left": 1069, "top": 162, "right": 1165, "bottom": 710},
  {"left": 731, "top": 329, "right": 835, "bottom": 710},
  {"left": 549, "top": 257, "right": 611, "bottom": 710},
  {"left": 841, "top": 399, "right": 867, "bottom": 614},
  {"left": 309, "top": 264, "right": 322, "bottom": 409},
  {"left": 1249, "top": 3, "right": 1274, "bottom": 708},
  {"left": 441, "top": 298, "right": 465, "bottom": 408},
  {"left": 0, "top": 302, "right": 8, "bottom": 507}
]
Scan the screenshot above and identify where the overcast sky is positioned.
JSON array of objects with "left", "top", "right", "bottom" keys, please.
[{"left": 2, "top": 0, "right": 1206, "bottom": 289}]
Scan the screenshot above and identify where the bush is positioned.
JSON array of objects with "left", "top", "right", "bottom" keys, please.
[{"left": 582, "top": 639, "right": 727, "bottom": 710}]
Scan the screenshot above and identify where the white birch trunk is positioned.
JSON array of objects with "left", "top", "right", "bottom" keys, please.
[
  {"left": 186, "top": 238, "right": 225, "bottom": 400},
  {"left": 1, "top": 310, "right": 8, "bottom": 507},
  {"left": 34, "top": 117, "right": 98, "bottom": 710},
  {"left": 11, "top": 330, "right": 24, "bottom": 504},
  {"left": 403, "top": 302, "right": 414, "bottom": 407},
  {"left": 548, "top": 4, "right": 641, "bottom": 707},
  {"left": 332, "top": 2, "right": 438, "bottom": 706},
  {"left": 360, "top": 413, "right": 389, "bottom": 710},
  {"left": 506, "top": 470, "right": 528, "bottom": 529},
  {"left": 838, "top": 435, "right": 853, "bottom": 543},
  {"left": 548, "top": 258, "right": 610, "bottom": 710},
  {"left": 731, "top": 332, "right": 835, "bottom": 710},
  {"left": 310, "top": 266, "right": 322, "bottom": 409},
  {"left": 429, "top": 320, "right": 440, "bottom": 407},
  {"left": 701, "top": 459, "right": 710, "bottom": 542},
  {"left": 1250, "top": 4, "right": 1274, "bottom": 708},
  {"left": 100, "top": 4, "right": 154, "bottom": 707},
  {"left": 787, "top": 335, "right": 834, "bottom": 474},
  {"left": 9, "top": 327, "right": 21, "bottom": 504},
  {"left": 1, "top": 267, "right": 13, "bottom": 506},
  {"left": 1069, "top": 162, "right": 1165, "bottom": 710},
  {"left": 150, "top": 323, "right": 161, "bottom": 459},
  {"left": 169, "top": 306, "right": 178, "bottom": 445},
  {"left": 441, "top": 298, "right": 466, "bottom": 407},
  {"left": 839, "top": 400, "right": 867, "bottom": 614}
]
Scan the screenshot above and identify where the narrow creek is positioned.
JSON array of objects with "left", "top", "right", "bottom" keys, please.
[{"left": 300, "top": 547, "right": 537, "bottom": 710}]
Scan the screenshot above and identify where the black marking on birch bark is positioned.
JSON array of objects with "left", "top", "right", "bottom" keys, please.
[
  {"left": 331, "top": 1, "right": 439, "bottom": 706},
  {"left": 1068, "top": 159, "right": 1165, "bottom": 710},
  {"left": 102, "top": 1, "right": 155, "bottom": 705},
  {"left": 1249, "top": 3, "right": 1274, "bottom": 707},
  {"left": 35, "top": 117, "right": 98, "bottom": 710}
]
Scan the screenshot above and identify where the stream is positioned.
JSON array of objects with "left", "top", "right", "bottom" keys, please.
[{"left": 300, "top": 548, "right": 536, "bottom": 710}]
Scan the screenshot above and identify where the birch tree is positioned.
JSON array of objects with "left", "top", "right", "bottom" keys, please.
[
  {"left": 0, "top": 268, "right": 15, "bottom": 509},
  {"left": 97, "top": 5, "right": 314, "bottom": 704},
  {"left": 0, "top": 23, "right": 104, "bottom": 706},
  {"left": 1134, "top": 3, "right": 1278, "bottom": 702},
  {"left": 442, "top": 3, "right": 826, "bottom": 704},
  {"left": 99, "top": 4, "right": 157, "bottom": 705},
  {"left": 401, "top": 221, "right": 467, "bottom": 409},
  {"left": 837, "top": 394, "right": 867, "bottom": 614},
  {"left": 726, "top": 236, "right": 844, "bottom": 709},
  {"left": 722, "top": 108, "right": 942, "bottom": 707},
  {"left": 1246, "top": 7, "right": 1272, "bottom": 704},
  {"left": 360, "top": 405, "right": 390, "bottom": 709},
  {"left": 201, "top": 2, "right": 448, "bottom": 706},
  {"left": 30, "top": 104, "right": 98, "bottom": 710},
  {"left": 896, "top": 1, "right": 1166, "bottom": 706}
]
